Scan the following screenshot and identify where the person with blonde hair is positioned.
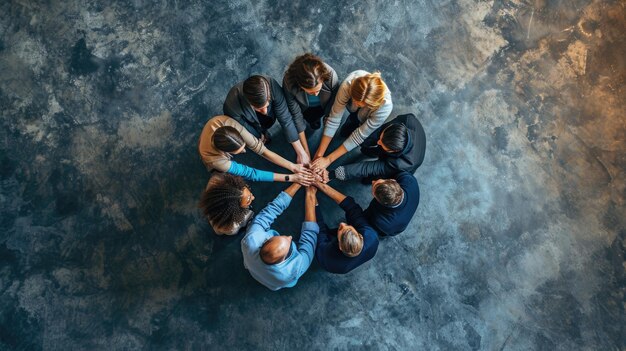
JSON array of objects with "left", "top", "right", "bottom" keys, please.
[
  {"left": 311, "top": 70, "right": 393, "bottom": 171},
  {"left": 313, "top": 182, "right": 379, "bottom": 274}
]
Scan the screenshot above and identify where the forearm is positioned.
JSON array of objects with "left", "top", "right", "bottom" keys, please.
[
  {"left": 326, "top": 145, "right": 348, "bottom": 165},
  {"left": 284, "top": 183, "right": 302, "bottom": 197},
  {"left": 228, "top": 162, "right": 274, "bottom": 182},
  {"left": 263, "top": 149, "right": 294, "bottom": 172},
  {"left": 305, "top": 193, "right": 316, "bottom": 222},
  {"left": 291, "top": 140, "right": 306, "bottom": 156},
  {"left": 273, "top": 173, "right": 296, "bottom": 183},
  {"left": 315, "top": 135, "right": 332, "bottom": 158},
  {"left": 316, "top": 183, "right": 347, "bottom": 204},
  {"left": 298, "top": 132, "right": 310, "bottom": 156}
]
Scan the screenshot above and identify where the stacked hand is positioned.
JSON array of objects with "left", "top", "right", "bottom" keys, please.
[
  {"left": 310, "top": 156, "right": 330, "bottom": 171},
  {"left": 291, "top": 167, "right": 316, "bottom": 186}
]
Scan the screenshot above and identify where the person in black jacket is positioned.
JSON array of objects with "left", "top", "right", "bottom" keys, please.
[
  {"left": 223, "top": 75, "right": 310, "bottom": 164},
  {"left": 327, "top": 113, "right": 426, "bottom": 182},
  {"left": 364, "top": 171, "right": 420, "bottom": 236},
  {"left": 313, "top": 182, "right": 379, "bottom": 274}
]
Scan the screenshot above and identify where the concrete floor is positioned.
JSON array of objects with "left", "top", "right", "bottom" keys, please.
[{"left": 1, "top": 0, "right": 625, "bottom": 350}]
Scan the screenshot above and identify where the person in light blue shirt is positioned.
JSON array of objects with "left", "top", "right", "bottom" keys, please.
[{"left": 241, "top": 183, "right": 319, "bottom": 291}]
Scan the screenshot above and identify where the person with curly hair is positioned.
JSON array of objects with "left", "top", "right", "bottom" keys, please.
[{"left": 199, "top": 173, "right": 256, "bottom": 235}]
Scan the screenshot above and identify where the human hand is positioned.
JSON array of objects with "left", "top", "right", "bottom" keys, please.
[
  {"left": 291, "top": 163, "right": 308, "bottom": 174},
  {"left": 291, "top": 170, "right": 315, "bottom": 186},
  {"left": 297, "top": 151, "right": 311, "bottom": 165},
  {"left": 310, "top": 156, "right": 331, "bottom": 171},
  {"left": 321, "top": 169, "right": 329, "bottom": 183}
]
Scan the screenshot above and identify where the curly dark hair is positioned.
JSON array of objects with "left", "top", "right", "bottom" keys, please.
[
  {"left": 285, "top": 53, "right": 332, "bottom": 90},
  {"left": 199, "top": 173, "right": 251, "bottom": 229}
]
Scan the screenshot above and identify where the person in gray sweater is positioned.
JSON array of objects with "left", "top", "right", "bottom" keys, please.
[
  {"left": 311, "top": 70, "right": 393, "bottom": 172},
  {"left": 224, "top": 75, "right": 310, "bottom": 164}
]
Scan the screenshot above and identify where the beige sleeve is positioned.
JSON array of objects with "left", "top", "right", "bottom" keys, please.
[{"left": 231, "top": 120, "right": 266, "bottom": 155}]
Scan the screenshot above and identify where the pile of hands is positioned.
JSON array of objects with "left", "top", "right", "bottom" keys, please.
[{"left": 291, "top": 156, "right": 331, "bottom": 187}]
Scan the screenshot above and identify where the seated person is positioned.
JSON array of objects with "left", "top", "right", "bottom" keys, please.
[
  {"left": 198, "top": 115, "right": 314, "bottom": 184},
  {"left": 224, "top": 75, "right": 310, "bottom": 164},
  {"left": 313, "top": 182, "right": 379, "bottom": 274},
  {"left": 364, "top": 172, "right": 420, "bottom": 236},
  {"left": 311, "top": 70, "right": 393, "bottom": 171},
  {"left": 198, "top": 173, "right": 255, "bottom": 236},
  {"left": 241, "top": 184, "right": 318, "bottom": 291},
  {"left": 282, "top": 53, "right": 339, "bottom": 131},
  {"left": 327, "top": 113, "right": 426, "bottom": 181}
]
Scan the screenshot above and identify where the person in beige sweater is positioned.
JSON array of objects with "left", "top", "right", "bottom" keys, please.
[{"left": 198, "top": 115, "right": 314, "bottom": 184}]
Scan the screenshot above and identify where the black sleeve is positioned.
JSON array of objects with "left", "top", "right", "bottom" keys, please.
[
  {"left": 282, "top": 76, "right": 307, "bottom": 133},
  {"left": 270, "top": 77, "right": 300, "bottom": 143},
  {"left": 223, "top": 86, "right": 262, "bottom": 138},
  {"left": 341, "top": 160, "right": 397, "bottom": 180},
  {"left": 339, "top": 197, "right": 369, "bottom": 229}
]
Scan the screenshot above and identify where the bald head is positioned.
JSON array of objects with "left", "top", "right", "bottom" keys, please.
[{"left": 260, "top": 236, "right": 292, "bottom": 265}]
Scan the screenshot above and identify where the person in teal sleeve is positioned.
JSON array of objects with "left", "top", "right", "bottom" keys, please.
[
  {"left": 241, "top": 183, "right": 319, "bottom": 291},
  {"left": 198, "top": 115, "right": 315, "bottom": 184}
]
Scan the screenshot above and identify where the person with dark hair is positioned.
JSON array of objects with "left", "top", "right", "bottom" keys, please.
[
  {"left": 311, "top": 70, "right": 393, "bottom": 171},
  {"left": 326, "top": 113, "right": 426, "bottom": 182},
  {"left": 282, "top": 53, "right": 339, "bottom": 132},
  {"left": 198, "top": 115, "right": 315, "bottom": 184},
  {"left": 364, "top": 171, "right": 420, "bottom": 236},
  {"left": 223, "top": 75, "right": 311, "bottom": 165},
  {"left": 198, "top": 173, "right": 255, "bottom": 235},
  {"left": 241, "top": 183, "right": 319, "bottom": 291},
  {"left": 313, "top": 182, "right": 379, "bottom": 274}
]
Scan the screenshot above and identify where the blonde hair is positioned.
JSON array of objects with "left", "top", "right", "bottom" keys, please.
[
  {"left": 339, "top": 228, "right": 364, "bottom": 257},
  {"left": 350, "top": 72, "right": 387, "bottom": 110}
]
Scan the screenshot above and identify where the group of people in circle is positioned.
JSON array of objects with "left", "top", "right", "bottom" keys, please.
[{"left": 198, "top": 53, "right": 426, "bottom": 290}]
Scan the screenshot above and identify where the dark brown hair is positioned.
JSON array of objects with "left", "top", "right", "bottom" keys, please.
[
  {"left": 374, "top": 179, "right": 403, "bottom": 207},
  {"left": 243, "top": 75, "right": 271, "bottom": 108},
  {"left": 212, "top": 126, "right": 245, "bottom": 153},
  {"left": 199, "top": 173, "right": 250, "bottom": 229},
  {"left": 285, "top": 53, "right": 332, "bottom": 90}
]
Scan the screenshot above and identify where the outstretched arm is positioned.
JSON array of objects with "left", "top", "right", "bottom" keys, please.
[
  {"left": 333, "top": 160, "right": 396, "bottom": 181},
  {"left": 250, "top": 188, "right": 295, "bottom": 230},
  {"left": 314, "top": 182, "right": 347, "bottom": 204},
  {"left": 295, "top": 186, "right": 319, "bottom": 277}
]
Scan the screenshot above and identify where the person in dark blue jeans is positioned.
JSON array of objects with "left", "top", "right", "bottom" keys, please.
[
  {"left": 364, "top": 171, "right": 419, "bottom": 236},
  {"left": 314, "top": 182, "right": 379, "bottom": 274}
]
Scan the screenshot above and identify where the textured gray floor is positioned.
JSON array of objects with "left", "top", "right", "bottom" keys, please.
[{"left": 1, "top": 0, "right": 625, "bottom": 350}]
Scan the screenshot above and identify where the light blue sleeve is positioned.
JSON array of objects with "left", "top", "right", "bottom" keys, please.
[
  {"left": 227, "top": 161, "right": 274, "bottom": 182},
  {"left": 294, "top": 221, "right": 320, "bottom": 277},
  {"left": 250, "top": 192, "right": 293, "bottom": 231}
]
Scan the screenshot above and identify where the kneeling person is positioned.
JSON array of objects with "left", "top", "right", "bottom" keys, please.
[
  {"left": 364, "top": 171, "right": 419, "bottom": 236},
  {"left": 314, "top": 183, "right": 379, "bottom": 274},
  {"left": 241, "top": 183, "right": 318, "bottom": 291}
]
